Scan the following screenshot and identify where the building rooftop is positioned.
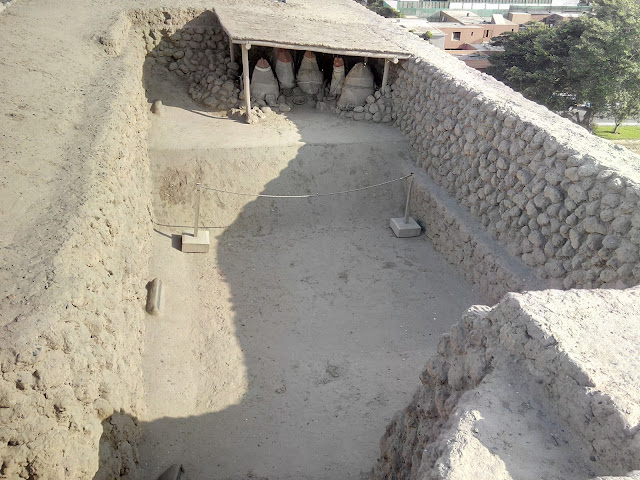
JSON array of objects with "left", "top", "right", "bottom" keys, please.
[
  {"left": 466, "top": 43, "right": 504, "bottom": 51},
  {"left": 392, "top": 17, "right": 444, "bottom": 35},
  {"left": 441, "top": 10, "right": 486, "bottom": 24},
  {"left": 213, "top": 0, "right": 412, "bottom": 59},
  {"left": 441, "top": 10, "right": 516, "bottom": 26},
  {"left": 436, "top": 22, "right": 492, "bottom": 28},
  {"left": 548, "top": 12, "right": 584, "bottom": 18},
  {"left": 490, "top": 13, "right": 513, "bottom": 24}
]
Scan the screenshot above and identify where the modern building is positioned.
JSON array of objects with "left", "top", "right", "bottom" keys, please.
[
  {"left": 506, "top": 11, "right": 553, "bottom": 23},
  {"left": 436, "top": 11, "right": 518, "bottom": 48},
  {"left": 393, "top": 12, "right": 517, "bottom": 50},
  {"left": 391, "top": 0, "right": 589, "bottom": 20},
  {"left": 448, "top": 43, "right": 504, "bottom": 70}
]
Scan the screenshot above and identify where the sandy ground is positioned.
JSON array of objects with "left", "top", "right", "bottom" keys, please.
[
  {"left": 610, "top": 140, "right": 640, "bottom": 156},
  {"left": 0, "top": 0, "right": 110, "bottom": 326},
  {"left": 139, "top": 67, "right": 482, "bottom": 480}
]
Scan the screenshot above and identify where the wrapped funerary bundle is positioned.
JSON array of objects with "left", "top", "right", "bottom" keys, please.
[
  {"left": 297, "top": 51, "right": 323, "bottom": 95},
  {"left": 251, "top": 58, "right": 279, "bottom": 101},
  {"left": 275, "top": 48, "right": 296, "bottom": 90},
  {"left": 337, "top": 62, "right": 374, "bottom": 110},
  {"left": 328, "top": 57, "right": 345, "bottom": 99}
]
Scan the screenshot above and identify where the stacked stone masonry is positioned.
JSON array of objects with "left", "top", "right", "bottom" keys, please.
[
  {"left": 142, "top": 10, "right": 242, "bottom": 112},
  {"left": 390, "top": 54, "right": 640, "bottom": 293},
  {"left": 409, "top": 171, "right": 545, "bottom": 304}
]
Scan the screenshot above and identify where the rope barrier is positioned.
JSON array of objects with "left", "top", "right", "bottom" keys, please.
[{"left": 197, "top": 173, "right": 413, "bottom": 199}]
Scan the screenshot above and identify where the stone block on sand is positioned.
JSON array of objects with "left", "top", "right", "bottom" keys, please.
[
  {"left": 181, "top": 229, "right": 210, "bottom": 253},
  {"left": 390, "top": 217, "right": 421, "bottom": 238}
]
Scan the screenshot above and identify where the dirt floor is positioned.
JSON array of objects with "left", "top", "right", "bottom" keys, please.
[{"left": 138, "top": 67, "right": 483, "bottom": 480}]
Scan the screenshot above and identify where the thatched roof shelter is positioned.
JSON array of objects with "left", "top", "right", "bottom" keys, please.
[
  {"left": 214, "top": 0, "right": 411, "bottom": 60},
  {"left": 211, "top": 0, "right": 412, "bottom": 121}
]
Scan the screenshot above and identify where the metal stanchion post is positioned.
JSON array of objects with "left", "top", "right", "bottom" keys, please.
[
  {"left": 181, "top": 182, "right": 210, "bottom": 253},
  {"left": 194, "top": 183, "right": 201, "bottom": 237},
  {"left": 403, "top": 174, "right": 414, "bottom": 225}
]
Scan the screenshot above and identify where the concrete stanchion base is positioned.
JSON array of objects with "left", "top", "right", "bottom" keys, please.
[
  {"left": 390, "top": 217, "right": 421, "bottom": 238},
  {"left": 181, "top": 230, "right": 210, "bottom": 253}
]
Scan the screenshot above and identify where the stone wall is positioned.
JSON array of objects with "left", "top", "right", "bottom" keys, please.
[
  {"left": 410, "top": 170, "right": 545, "bottom": 304},
  {"left": 139, "top": 9, "right": 242, "bottom": 112},
  {"left": 375, "top": 39, "right": 640, "bottom": 479},
  {"left": 373, "top": 287, "right": 640, "bottom": 480},
  {"left": 390, "top": 43, "right": 640, "bottom": 295},
  {"left": 0, "top": 32, "right": 152, "bottom": 478}
]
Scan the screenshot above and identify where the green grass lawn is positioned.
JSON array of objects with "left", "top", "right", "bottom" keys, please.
[{"left": 594, "top": 125, "right": 640, "bottom": 140}]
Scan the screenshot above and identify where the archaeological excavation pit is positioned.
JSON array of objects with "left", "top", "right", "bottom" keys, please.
[
  {"left": 133, "top": 4, "right": 489, "bottom": 479},
  {"left": 140, "top": 45, "right": 482, "bottom": 480},
  {"left": 3, "top": 1, "right": 640, "bottom": 479},
  {"left": 134, "top": 4, "right": 640, "bottom": 479}
]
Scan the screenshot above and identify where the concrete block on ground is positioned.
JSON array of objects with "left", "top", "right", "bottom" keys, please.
[
  {"left": 390, "top": 217, "right": 421, "bottom": 238},
  {"left": 181, "top": 229, "right": 210, "bottom": 253}
]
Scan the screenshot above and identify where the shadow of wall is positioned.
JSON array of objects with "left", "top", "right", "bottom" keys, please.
[{"left": 93, "top": 412, "right": 141, "bottom": 480}]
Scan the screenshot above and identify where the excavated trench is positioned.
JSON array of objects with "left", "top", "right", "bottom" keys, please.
[
  {"left": 5, "top": 5, "right": 640, "bottom": 480},
  {"left": 137, "top": 54, "right": 482, "bottom": 479}
]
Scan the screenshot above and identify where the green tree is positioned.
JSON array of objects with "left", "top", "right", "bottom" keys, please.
[
  {"left": 421, "top": 31, "right": 434, "bottom": 41},
  {"left": 487, "top": 0, "right": 640, "bottom": 133},
  {"left": 488, "top": 22, "right": 579, "bottom": 111},
  {"left": 364, "top": 0, "right": 404, "bottom": 18},
  {"left": 605, "top": 91, "right": 640, "bottom": 133},
  {"left": 570, "top": 0, "right": 640, "bottom": 132}
]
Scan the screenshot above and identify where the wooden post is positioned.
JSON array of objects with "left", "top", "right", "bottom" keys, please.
[
  {"left": 241, "top": 43, "right": 251, "bottom": 123},
  {"left": 229, "top": 38, "right": 234, "bottom": 62},
  {"left": 382, "top": 58, "right": 390, "bottom": 90}
]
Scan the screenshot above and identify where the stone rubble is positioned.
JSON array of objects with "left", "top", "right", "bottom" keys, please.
[
  {"left": 333, "top": 84, "right": 393, "bottom": 123},
  {"left": 145, "top": 19, "right": 241, "bottom": 112}
]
